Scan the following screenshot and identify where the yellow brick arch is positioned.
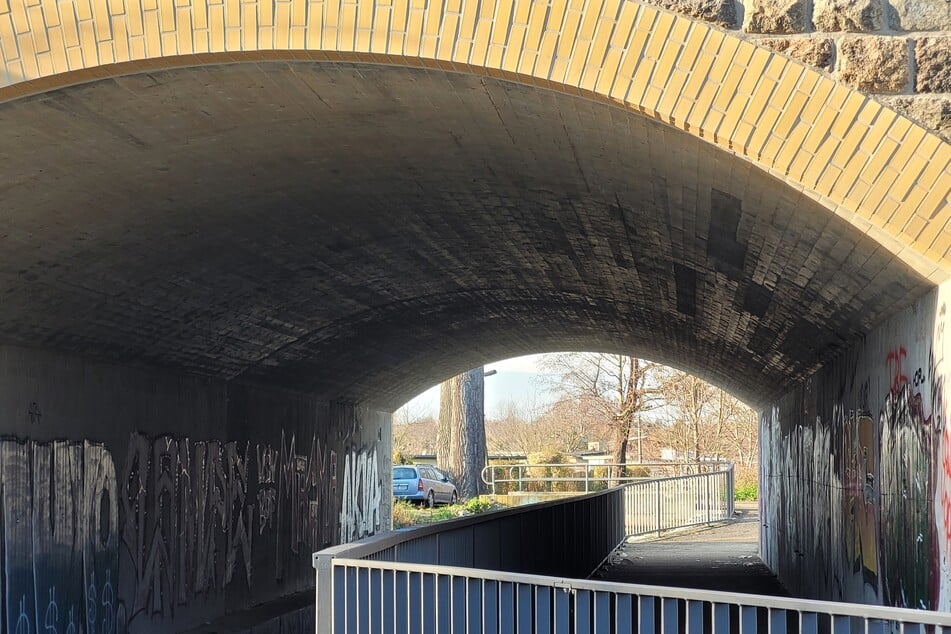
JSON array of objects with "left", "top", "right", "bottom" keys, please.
[{"left": 0, "top": 0, "right": 947, "bottom": 280}]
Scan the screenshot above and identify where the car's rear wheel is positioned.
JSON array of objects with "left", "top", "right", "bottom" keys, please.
[
  {"left": 426, "top": 491, "right": 435, "bottom": 508},
  {"left": 450, "top": 491, "right": 458, "bottom": 505}
]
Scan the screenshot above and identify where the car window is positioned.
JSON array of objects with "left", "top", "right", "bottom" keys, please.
[
  {"left": 420, "top": 467, "right": 435, "bottom": 479},
  {"left": 393, "top": 467, "right": 417, "bottom": 479}
]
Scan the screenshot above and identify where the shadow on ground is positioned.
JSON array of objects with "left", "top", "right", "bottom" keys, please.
[{"left": 592, "top": 502, "right": 789, "bottom": 597}]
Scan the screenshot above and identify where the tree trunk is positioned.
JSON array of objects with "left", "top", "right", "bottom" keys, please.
[
  {"left": 437, "top": 367, "right": 487, "bottom": 499},
  {"left": 436, "top": 376, "right": 457, "bottom": 473}
]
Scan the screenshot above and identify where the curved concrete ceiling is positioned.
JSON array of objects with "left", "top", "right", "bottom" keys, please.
[
  {"left": 2, "top": 0, "right": 949, "bottom": 283},
  {"left": 0, "top": 62, "right": 934, "bottom": 408}
]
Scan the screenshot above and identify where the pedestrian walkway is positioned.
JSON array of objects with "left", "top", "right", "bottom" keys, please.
[{"left": 592, "top": 502, "right": 789, "bottom": 597}]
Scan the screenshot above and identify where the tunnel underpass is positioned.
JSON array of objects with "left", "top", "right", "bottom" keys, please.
[{"left": 0, "top": 9, "right": 947, "bottom": 631}]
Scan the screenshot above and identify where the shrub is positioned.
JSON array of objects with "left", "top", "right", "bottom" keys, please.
[
  {"left": 733, "top": 466, "right": 759, "bottom": 501},
  {"left": 391, "top": 500, "right": 417, "bottom": 528},
  {"left": 462, "top": 497, "right": 495, "bottom": 514},
  {"left": 735, "top": 483, "right": 758, "bottom": 501}
]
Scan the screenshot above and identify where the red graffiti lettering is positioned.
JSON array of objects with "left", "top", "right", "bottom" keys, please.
[
  {"left": 943, "top": 491, "right": 951, "bottom": 542},
  {"left": 942, "top": 427, "right": 951, "bottom": 481},
  {"left": 886, "top": 347, "right": 908, "bottom": 394}
]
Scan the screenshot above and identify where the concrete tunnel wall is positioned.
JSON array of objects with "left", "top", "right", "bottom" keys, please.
[
  {"left": 762, "top": 279, "right": 951, "bottom": 612},
  {"left": 0, "top": 344, "right": 390, "bottom": 634}
]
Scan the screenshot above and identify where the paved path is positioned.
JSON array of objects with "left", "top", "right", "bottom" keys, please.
[{"left": 592, "top": 502, "right": 790, "bottom": 597}]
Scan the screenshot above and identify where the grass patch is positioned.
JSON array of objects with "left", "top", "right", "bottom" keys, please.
[{"left": 392, "top": 497, "right": 507, "bottom": 528}]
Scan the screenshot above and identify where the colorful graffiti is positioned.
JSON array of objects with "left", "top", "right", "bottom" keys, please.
[
  {"left": 761, "top": 290, "right": 950, "bottom": 612},
  {"left": 0, "top": 427, "right": 384, "bottom": 632}
]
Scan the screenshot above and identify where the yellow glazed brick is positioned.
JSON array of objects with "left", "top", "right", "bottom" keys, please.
[
  {"left": 513, "top": 0, "right": 531, "bottom": 25},
  {"left": 469, "top": 19, "right": 492, "bottom": 63},
  {"left": 209, "top": 5, "right": 225, "bottom": 47},
  {"left": 491, "top": 0, "right": 512, "bottom": 46},
  {"left": 737, "top": 47, "right": 770, "bottom": 97},
  {"left": 675, "top": 25, "right": 704, "bottom": 75},
  {"left": 843, "top": 179, "right": 871, "bottom": 212},
  {"left": 391, "top": 0, "right": 408, "bottom": 34},
  {"left": 457, "top": 0, "right": 477, "bottom": 40},
  {"left": 656, "top": 66, "right": 689, "bottom": 119},
  {"left": 902, "top": 213, "right": 927, "bottom": 240},
  {"left": 565, "top": 39, "right": 589, "bottom": 86},
  {"left": 423, "top": 0, "right": 442, "bottom": 36},
  {"left": 27, "top": 5, "right": 49, "bottom": 52},
  {"left": 917, "top": 177, "right": 951, "bottom": 225},
  {"left": 517, "top": 47, "right": 536, "bottom": 74},
  {"left": 645, "top": 11, "right": 673, "bottom": 61},
  {"left": 926, "top": 224, "right": 951, "bottom": 260},
  {"left": 404, "top": 9, "right": 423, "bottom": 56},
  {"left": 437, "top": 13, "right": 457, "bottom": 57},
  {"left": 523, "top": 0, "right": 545, "bottom": 52},
  {"left": 10, "top": 1, "right": 29, "bottom": 34},
  {"left": 578, "top": 0, "right": 603, "bottom": 41},
  {"left": 610, "top": 1, "right": 637, "bottom": 49},
  {"left": 502, "top": 24, "right": 526, "bottom": 71},
  {"left": 748, "top": 104, "right": 783, "bottom": 159},
  {"left": 712, "top": 64, "right": 746, "bottom": 113},
  {"left": 160, "top": 29, "right": 176, "bottom": 50},
  {"left": 42, "top": 0, "right": 60, "bottom": 27},
  {"left": 556, "top": 9, "right": 581, "bottom": 59}
]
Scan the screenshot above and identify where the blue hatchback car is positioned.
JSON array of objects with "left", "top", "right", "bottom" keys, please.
[{"left": 393, "top": 464, "right": 458, "bottom": 507}]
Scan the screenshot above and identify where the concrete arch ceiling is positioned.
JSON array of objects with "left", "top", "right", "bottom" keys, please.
[
  {"left": 0, "top": 0, "right": 946, "bottom": 410},
  {"left": 0, "top": 60, "right": 937, "bottom": 410}
]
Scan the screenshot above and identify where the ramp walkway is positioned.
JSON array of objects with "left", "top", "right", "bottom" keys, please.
[{"left": 593, "top": 501, "right": 789, "bottom": 597}]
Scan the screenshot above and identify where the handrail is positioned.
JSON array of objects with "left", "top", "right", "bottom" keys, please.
[
  {"left": 314, "top": 466, "right": 951, "bottom": 633},
  {"left": 481, "top": 460, "right": 731, "bottom": 494},
  {"left": 327, "top": 557, "right": 951, "bottom": 627}
]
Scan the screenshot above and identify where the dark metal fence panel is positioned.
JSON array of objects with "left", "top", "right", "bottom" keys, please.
[
  {"left": 314, "top": 487, "right": 626, "bottom": 632},
  {"left": 324, "top": 559, "right": 951, "bottom": 634}
]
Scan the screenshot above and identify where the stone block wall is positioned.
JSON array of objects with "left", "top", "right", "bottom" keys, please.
[{"left": 646, "top": 0, "right": 951, "bottom": 140}]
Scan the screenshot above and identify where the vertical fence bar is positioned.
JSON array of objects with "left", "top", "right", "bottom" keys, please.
[
  {"left": 662, "top": 597, "right": 679, "bottom": 634},
  {"left": 394, "top": 571, "right": 408, "bottom": 634},
  {"left": 553, "top": 587, "right": 571, "bottom": 634},
  {"left": 686, "top": 600, "right": 703, "bottom": 634},
  {"left": 468, "top": 578, "right": 483, "bottom": 634},
  {"left": 408, "top": 572, "right": 422, "bottom": 634},
  {"left": 422, "top": 573, "right": 436, "bottom": 634},
  {"left": 576, "top": 589, "right": 592, "bottom": 634},
  {"left": 517, "top": 583, "right": 533, "bottom": 634},
  {"left": 499, "top": 581, "right": 515, "bottom": 634},
  {"left": 436, "top": 574, "right": 451, "bottom": 634},
  {"left": 712, "top": 603, "right": 730, "bottom": 634}
]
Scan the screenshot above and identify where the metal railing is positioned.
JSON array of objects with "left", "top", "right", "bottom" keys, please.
[
  {"left": 481, "top": 461, "right": 730, "bottom": 495},
  {"left": 314, "top": 468, "right": 951, "bottom": 633},
  {"left": 320, "top": 558, "right": 951, "bottom": 633},
  {"left": 624, "top": 467, "right": 735, "bottom": 536}
]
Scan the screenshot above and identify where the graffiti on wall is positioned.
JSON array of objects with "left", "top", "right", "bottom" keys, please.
[
  {"left": 0, "top": 427, "right": 384, "bottom": 632},
  {"left": 0, "top": 438, "right": 123, "bottom": 634},
  {"left": 339, "top": 447, "right": 382, "bottom": 543},
  {"left": 843, "top": 409, "right": 880, "bottom": 599},
  {"left": 762, "top": 294, "right": 950, "bottom": 611}
]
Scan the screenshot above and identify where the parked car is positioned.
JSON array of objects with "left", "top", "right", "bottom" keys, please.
[{"left": 393, "top": 464, "right": 458, "bottom": 507}]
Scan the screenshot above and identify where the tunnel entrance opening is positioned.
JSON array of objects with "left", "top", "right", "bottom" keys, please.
[{"left": 0, "top": 38, "right": 946, "bottom": 630}]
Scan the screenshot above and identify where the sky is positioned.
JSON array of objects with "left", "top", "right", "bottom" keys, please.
[{"left": 395, "top": 354, "right": 559, "bottom": 420}]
